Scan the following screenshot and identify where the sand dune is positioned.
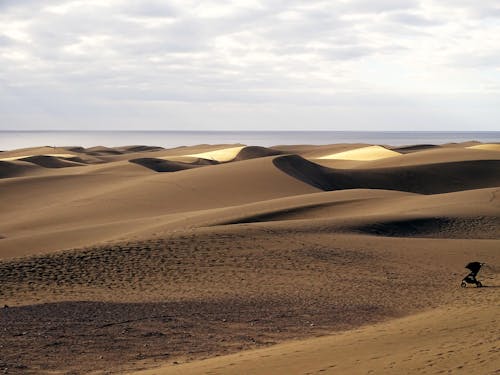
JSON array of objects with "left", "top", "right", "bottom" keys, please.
[
  {"left": 317, "top": 145, "right": 401, "bottom": 160},
  {"left": 272, "top": 144, "right": 368, "bottom": 158},
  {"left": 0, "top": 141, "right": 498, "bottom": 374},
  {"left": 0, "top": 153, "right": 76, "bottom": 161},
  {"left": 362, "top": 146, "right": 500, "bottom": 168},
  {"left": 131, "top": 146, "right": 283, "bottom": 171},
  {"left": 233, "top": 146, "right": 284, "bottom": 161},
  {"left": 132, "top": 301, "right": 498, "bottom": 375},
  {"left": 314, "top": 146, "right": 500, "bottom": 169},
  {"left": 115, "top": 145, "right": 165, "bottom": 153},
  {"left": 0, "top": 160, "right": 44, "bottom": 179},
  {"left": 0, "top": 146, "right": 77, "bottom": 159},
  {"left": 185, "top": 146, "right": 246, "bottom": 162},
  {"left": 84, "top": 146, "right": 125, "bottom": 155},
  {"left": 351, "top": 216, "right": 500, "bottom": 239},
  {"left": 274, "top": 154, "right": 500, "bottom": 193},
  {"left": 0, "top": 156, "right": 319, "bottom": 258},
  {"left": 390, "top": 144, "right": 439, "bottom": 153},
  {"left": 19, "top": 155, "right": 85, "bottom": 168},
  {"left": 467, "top": 143, "right": 500, "bottom": 151},
  {"left": 203, "top": 187, "right": 500, "bottom": 240},
  {"left": 129, "top": 158, "right": 204, "bottom": 172}
]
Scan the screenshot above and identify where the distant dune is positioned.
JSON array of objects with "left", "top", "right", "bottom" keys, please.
[
  {"left": 390, "top": 144, "right": 439, "bottom": 153},
  {"left": 185, "top": 145, "right": 246, "bottom": 162},
  {"left": 19, "top": 155, "right": 86, "bottom": 168},
  {"left": 274, "top": 154, "right": 500, "bottom": 194},
  {"left": 0, "top": 160, "right": 44, "bottom": 178},
  {"left": 316, "top": 145, "right": 401, "bottom": 160},
  {"left": 0, "top": 141, "right": 498, "bottom": 374},
  {"left": 129, "top": 158, "right": 206, "bottom": 172},
  {"left": 467, "top": 143, "right": 500, "bottom": 151},
  {"left": 233, "top": 145, "right": 284, "bottom": 161}
]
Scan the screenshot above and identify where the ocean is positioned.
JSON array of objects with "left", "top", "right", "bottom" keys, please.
[{"left": 1, "top": 131, "right": 499, "bottom": 151}]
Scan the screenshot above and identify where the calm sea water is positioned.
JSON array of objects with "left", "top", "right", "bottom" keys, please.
[{"left": 1, "top": 131, "right": 499, "bottom": 151}]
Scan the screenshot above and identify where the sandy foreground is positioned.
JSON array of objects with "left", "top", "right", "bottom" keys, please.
[{"left": 0, "top": 142, "right": 499, "bottom": 374}]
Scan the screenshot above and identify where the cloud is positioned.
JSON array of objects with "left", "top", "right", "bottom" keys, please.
[
  {"left": 386, "top": 11, "right": 441, "bottom": 26},
  {"left": 0, "top": 34, "right": 14, "bottom": 46},
  {"left": 452, "top": 52, "right": 500, "bottom": 68},
  {"left": 341, "top": 0, "right": 419, "bottom": 14},
  {"left": 121, "top": 1, "right": 178, "bottom": 18},
  {"left": 430, "top": 0, "right": 500, "bottom": 19},
  {"left": 0, "top": 0, "right": 499, "bottom": 130}
]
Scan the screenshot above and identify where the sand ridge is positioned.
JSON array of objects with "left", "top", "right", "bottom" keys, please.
[
  {"left": 184, "top": 146, "right": 246, "bottom": 162},
  {"left": 316, "top": 145, "right": 401, "bottom": 160},
  {"left": 467, "top": 143, "right": 500, "bottom": 151},
  {"left": 0, "top": 153, "right": 77, "bottom": 161}
]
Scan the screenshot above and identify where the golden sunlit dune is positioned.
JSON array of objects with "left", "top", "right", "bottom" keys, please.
[
  {"left": 316, "top": 145, "right": 401, "bottom": 160},
  {"left": 466, "top": 143, "right": 500, "bottom": 151},
  {"left": 184, "top": 145, "right": 246, "bottom": 162}
]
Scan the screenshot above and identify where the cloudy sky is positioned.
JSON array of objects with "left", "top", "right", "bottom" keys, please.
[{"left": 1, "top": 0, "right": 499, "bottom": 130}]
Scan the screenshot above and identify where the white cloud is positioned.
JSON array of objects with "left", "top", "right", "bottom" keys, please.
[{"left": 0, "top": 0, "right": 499, "bottom": 130}]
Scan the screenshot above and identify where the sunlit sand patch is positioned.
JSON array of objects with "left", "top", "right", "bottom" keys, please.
[
  {"left": 466, "top": 144, "right": 500, "bottom": 152},
  {"left": 317, "top": 145, "right": 400, "bottom": 161},
  {"left": 0, "top": 154, "right": 76, "bottom": 161},
  {"left": 184, "top": 146, "right": 246, "bottom": 162}
]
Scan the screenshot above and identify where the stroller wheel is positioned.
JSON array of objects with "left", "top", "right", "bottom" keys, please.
[
  {"left": 460, "top": 281, "right": 467, "bottom": 288},
  {"left": 476, "top": 281, "right": 483, "bottom": 288}
]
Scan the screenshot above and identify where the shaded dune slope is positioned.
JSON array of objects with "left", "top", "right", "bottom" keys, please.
[
  {"left": 211, "top": 187, "right": 500, "bottom": 239},
  {"left": 20, "top": 155, "right": 85, "bottom": 168},
  {"left": 0, "top": 160, "right": 43, "bottom": 179},
  {"left": 273, "top": 154, "right": 500, "bottom": 194},
  {"left": 73, "top": 145, "right": 165, "bottom": 157},
  {"left": 130, "top": 146, "right": 283, "bottom": 172},
  {"left": 83, "top": 146, "right": 125, "bottom": 156},
  {"left": 352, "top": 216, "right": 500, "bottom": 239},
  {"left": 391, "top": 144, "right": 439, "bottom": 153},
  {"left": 115, "top": 145, "right": 165, "bottom": 153},
  {"left": 233, "top": 146, "right": 284, "bottom": 161},
  {"left": 129, "top": 158, "right": 210, "bottom": 172}
]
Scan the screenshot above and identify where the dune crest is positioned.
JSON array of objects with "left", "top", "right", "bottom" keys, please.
[
  {"left": 0, "top": 153, "right": 76, "bottom": 161},
  {"left": 467, "top": 143, "right": 500, "bottom": 151},
  {"left": 273, "top": 154, "right": 500, "bottom": 194},
  {"left": 184, "top": 146, "right": 246, "bottom": 162},
  {"left": 317, "top": 145, "right": 400, "bottom": 160}
]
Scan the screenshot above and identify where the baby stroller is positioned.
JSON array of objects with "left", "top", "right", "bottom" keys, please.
[{"left": 460, "top": 261, "right": 484, "bottom": 288}]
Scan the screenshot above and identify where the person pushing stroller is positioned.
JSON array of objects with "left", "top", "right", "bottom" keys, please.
[{"left": 461, "top": 261, "right": 484, "bottom": 288}]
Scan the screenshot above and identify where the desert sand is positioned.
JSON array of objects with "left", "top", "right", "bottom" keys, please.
[
  {"left": 316, "top": 145, "right": 401, "bottom": 160},
  {"left": 0, "top": 141, "right": 499, "bottom": 374}
]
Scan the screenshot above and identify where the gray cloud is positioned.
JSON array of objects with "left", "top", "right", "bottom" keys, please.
[
  {"left": 341, "top": 0, "right": 419, "bottom": 14},
  {"left": 430, "top": 0, "right": 500, "bottom": 18},
  {"left": 0, "top": 34, "right": 14, "bottom": 46},
  {"left": 452, "top": 52, "right": 500, "bottom": 68},
  {"left": 0, "top": 0, "right": 499, "bottom": 130},
  {"left": 386, "top": 12, "right": 441, "bottom": 26},
  {"left": 120, "top": 1, "right": 178, "bottom": 18}
]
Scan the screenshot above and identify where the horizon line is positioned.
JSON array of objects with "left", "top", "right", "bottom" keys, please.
[{"left": 1, "top": 130, "right": 499, "bottom": 133}]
